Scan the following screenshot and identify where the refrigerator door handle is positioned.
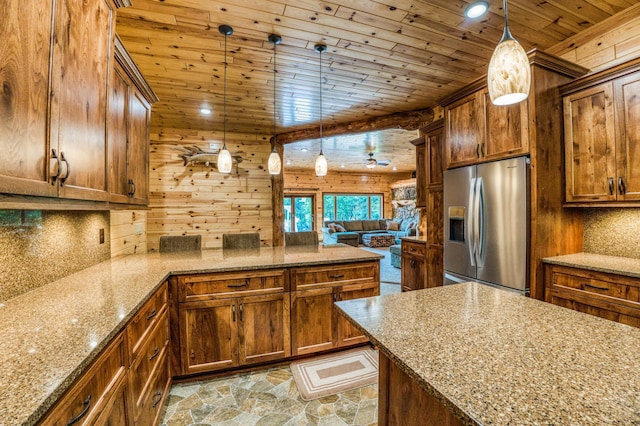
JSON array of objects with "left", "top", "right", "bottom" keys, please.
[
  {"left": 467, "top": 177, "right": 476, "bottom": 267},
  {"left": 476, "top": 177, "right": 486, "bottom": 267}
]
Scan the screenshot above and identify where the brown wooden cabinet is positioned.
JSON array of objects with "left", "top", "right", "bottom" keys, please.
[
  {"left": 401, "top": 239, "right": 427, "bottom": 292},
  {"left": 411, "top": 137, "right": 426, "bottom": 208},
  {"left": 109, "top": 36, "right": 157, "bottom": 205},
  {"left": 290, "top": 261, "right": 379, "bottom": 355},
  {"left": 444, "top": 87, "right": 529, "bottom": 170},
  {"left": 176, "top": 269, "right": 290, "bottom": 375},
  {"left": 562, "top": 58, "right": 640, "bottom": 205},
  {"left": 545, "top": 264, "right": 640, "bottom": 328}
]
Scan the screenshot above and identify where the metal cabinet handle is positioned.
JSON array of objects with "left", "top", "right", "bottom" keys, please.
[
  {"left": 152, "top": 390, "right": 163, "bottom": 408},
  {"left": 339, "top": 292, "right": 343, "bottom": 301},
  {"left": 149, "top": 347, "right": 160, "bottom": 361},
  {"left": 608, "top": 177, "right": 614, "bottom": 195},
  {"left": 60, "top": 152, "right": 70, "bottom": 186},
  {"left": 618, "top": 177, "right": 626, "bottom": 195},
  {"left": 146, "top": 309, "right": 157, "bottom": 321},
  {"left": 50, "top": 149, "right": 62, "bottom": 185},
  {"left": 583, "top": 283, "right": 609, "bottom": 291},
  {"left": 232, "top": 305, "right": 236, "bottom": 322},
  {"left": 329, "top": 274, "right": 344, "bottom": 279},
  {"left": 333, "top": 293, "right": 337, "bottom": 302},
  {"left": 410, "top": 259, "right": 416, "bottom": 268},
  {"left": 227, "top": 282, "right": 249, "bottom": 288},
  {"left": 128, "top": 179, "right": 137, "bottom": 197},
  {"left": 476, "top": 144, "right": 480, "bottom": 158},
  {"left": 480, "top": 143, "right": 485, "bottom": 157},
  {"left": 239, "top": 304, "right": 243, "bottom": 321},
  {"left": 66, "top": 394, "right": 91, "bottom": 425}
]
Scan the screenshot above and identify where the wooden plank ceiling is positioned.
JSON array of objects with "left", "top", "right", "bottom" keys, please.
[{"left": 116, "top": 0, "right": 636, "bottom": 173}]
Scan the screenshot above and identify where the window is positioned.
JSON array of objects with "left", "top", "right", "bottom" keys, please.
[
  {"left": 284, "top": 195, "right": 314, "bottom": 232},
  {"left": 323, "top": 194, "right": 383, "bottom": 222}
]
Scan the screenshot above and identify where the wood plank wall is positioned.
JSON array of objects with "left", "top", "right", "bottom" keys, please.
[
  {"left": 110, "top": 210, "right": 147, "bottom": 258},
  {"left": 147, "top": 127, "right": 274, "bottom": 250},
  {"left": 547, "top": 3, "right": 640, "bottom": 72},
  {"left": 283, "top": 167, "right": 412, "bottom": 241}
]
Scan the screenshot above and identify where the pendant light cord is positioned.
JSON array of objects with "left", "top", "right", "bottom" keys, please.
[
  {"left": 223, "top": 32, "right": 228, "bottom": 150},
  {"left": 319, "top": 47, "right": 323, "bottom": 155},
  {"left": 273, "top": 39, "right": 277, "bottom": 150}
]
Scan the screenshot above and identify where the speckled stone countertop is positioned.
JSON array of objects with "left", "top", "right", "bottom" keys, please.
[
  {"left": 0, "top": 245, "right": 381, "bottom": 426},
  {"left": 336, "top": 282, "right": 640, "bottom": 425},
  {"left": 543, "top": 252, "right": 640, "bottom": 278},
  {"left": 400, "top": 235, "right": 427, "bottom": 243}
]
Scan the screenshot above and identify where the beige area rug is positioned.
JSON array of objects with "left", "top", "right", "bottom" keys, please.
[{"left": 290, "top": 347, "right": 379, "bottom": 401}]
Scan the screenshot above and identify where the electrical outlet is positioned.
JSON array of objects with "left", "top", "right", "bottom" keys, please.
[{"left": 99, "top": 228, "right": 105, "bottom": 244}]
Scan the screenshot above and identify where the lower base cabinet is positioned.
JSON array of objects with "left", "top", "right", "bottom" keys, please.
[
  {"left": 401, "top": 240, "right": 427, "bottom": 292},
  {"left": 378, "top": 352, "right": 463, "bottom": 426},
  {"left": 545, "top": 264, "right": 640, "bottom": 328}
]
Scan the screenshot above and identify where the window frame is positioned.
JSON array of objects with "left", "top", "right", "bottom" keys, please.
[
  {"left": 283, "top": 194, "right": 316, "bottom": 232},
  {"left": 322, "top": 192, "right": 384, "bottom": 222}
]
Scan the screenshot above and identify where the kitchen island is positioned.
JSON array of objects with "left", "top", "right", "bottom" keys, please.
[
  {"left": 336, "top": 282, "right": 640, "bottom": 425},
  {"left": 0, "top": 245, "right": 381, "bottom": 426}
]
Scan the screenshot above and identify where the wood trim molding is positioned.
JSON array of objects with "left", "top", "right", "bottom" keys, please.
[
  {"left": 409, "top": 136, "right": 424, "bottom": 147},
  {"left": 114, "top": 34, "right": 159, "bottom": 103},
  {"left": 559, "top": 56, "right": 640, "bottom": 96},
  {"left": 272, "top": 108, "right": 434, "bottom": 145}
]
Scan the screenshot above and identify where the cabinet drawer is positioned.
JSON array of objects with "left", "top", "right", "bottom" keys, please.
[
  {"left": 135, "top": 348, "right": 171, "bottom": 426},
  {"left": 552, "top": 271, "right": 640, "bottom": 303},
  {"left": 128, "top": 283, "right": 168, "bottom": 360},
  {"left": 402, "top": 241, "right": 426, "bottom": 256},
  {"left": 42, "top": 333, "right": 127, "bottom": 426},
  {"left": 290, "top": 261, "right": 378, "bottom": 290},
  {"left": 129, "top": 308, "right": 169, "bottom": 415},
  {"left": 178, "top": 269, "right": 287, "bottom": 302}
]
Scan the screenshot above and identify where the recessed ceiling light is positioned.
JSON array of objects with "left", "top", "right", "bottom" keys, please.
[
  {"left": 464, "top": 1, "right": 489, "bottom": 19},
  {"left": 200, "top": 108, "right": 211, "bottom": 115}
]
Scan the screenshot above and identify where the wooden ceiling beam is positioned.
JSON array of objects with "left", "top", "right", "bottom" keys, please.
[{"left": 272, "top": 107, "right": 434, "bottom": 145}]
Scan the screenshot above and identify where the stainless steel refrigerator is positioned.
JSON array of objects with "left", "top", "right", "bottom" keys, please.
[{"left": 443, "top": 156, "right": 529, "bottom": 294}]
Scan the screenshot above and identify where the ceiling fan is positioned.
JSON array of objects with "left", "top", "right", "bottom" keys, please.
[{"left": 364, "top": 152, "right": 391, "bottom": 169}]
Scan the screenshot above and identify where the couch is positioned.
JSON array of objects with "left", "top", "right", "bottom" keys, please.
[{"left": 322, "top": 218, "right": 416, "bottom": 245}]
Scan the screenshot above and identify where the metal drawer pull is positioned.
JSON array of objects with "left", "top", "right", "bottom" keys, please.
[
  {"left": 583, "top": 283, "right": 609, "bottom": 291},
  {"left": 51, "top": 149, "right": 62, "bottom": 185},
  {"left": 329, "top": 274, "right": 344, "bottom": 279},
  {"left": 227, "top": 282, "right": 249, "bottom": 288},
  {"left": 476, "top": 144, "right": 480, "bottom": 158},
  {"left": 66, "top": 394, "right": 91, "bottom": 425},
  {"left": 149, "top": 347, "right": 160, "bottom": 361},
  {"left": 146, "top": 309, "right": 157, "bottom": 321},
  {"left": 152, "top": 391, "right": 163, "bottom": 408},
  {"left": 608, "top": 177, "right": 614, "bottom": 195},
  {"left": 60, "top": 152, "right": 70, "bottom": 186},
  {"left": 618, "top": 177, "right": 626, "bottom": 195}
]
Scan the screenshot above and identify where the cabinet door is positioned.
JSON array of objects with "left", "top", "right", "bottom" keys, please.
[
  {"left": 95, "top": 382, "right": 129, "bottom": 426},
  {"left": 563, "top": 83, "right": 616, "bottom": 202},
  {"left": 180, "top": 299, "right": 239, "bottom": 375},
  {"left": 291, "top": 287, "right": 336, "bottom": 355},
  {"left": 402, "top": 254, "right": 426, "bottom": 292},
  {"left": 128, "top": 90, "right": 151, "bottom": 204},
  {"left": 426, "top": 191, "right": 443, "bottom": 246},
  {"left": 426, "top": 247, "right": 443, "bottom": 289},
  {"left": 426, "top": 126, "right": 444, "bottom": 190},
  {"left": 445, "top": 91, "right": 485, "bottom": 169},
  {"left": 483, "top": 90, "right": 529, "bottom": 161},
  {"left": 108, "top": 65, "right": 130, "bottom": 204},
  {"left": 50, "top": 0, "right": 115, "bottom": 201},
  {"left": 415, "top": 143, "right": 426, "bottom": 208},
  {"left": 614, "top": 73, "right": 640, "bottom": 201},
  {"left": 239, "top": 293, "right": 290, "bottom": 365},
  {"left": 0, "top": 0, "right": 57, "bottom": 197},
  {"left": 337, "top": 282, "right": 378, "bottom": 347}
]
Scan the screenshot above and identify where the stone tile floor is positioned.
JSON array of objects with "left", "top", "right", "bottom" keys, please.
[{"left": 160, "top": 365, "right": 378, "bottom": 425}]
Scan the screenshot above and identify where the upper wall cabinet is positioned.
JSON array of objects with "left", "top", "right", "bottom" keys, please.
[
  {"left": 0, "top": 0, "right": 135, "bottom": 204},
  {"left": 561, "top": 58, "right": 640, "bottom": 205},
  {"left": 443, "top": 86, "right": 529, "bottom": 169},
  {"left": 109, "top": 36, "right": 158, "bottom": 206},
  {"left": 410, "top": 136, "right": 426, "bottom": 208}
]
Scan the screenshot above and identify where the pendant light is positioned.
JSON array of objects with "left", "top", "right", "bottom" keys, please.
[
  {"left": 268, "top": 34, "right": 282, "bottom": 175},
  {"left": 487, "top": 0, "right": 530, "bottom": 106},
  {"left": 217, "top": 25, "right": 233, "bottom": 173},
  {"left": 314, "top": 43, "right": 328, "bottom": 177}
]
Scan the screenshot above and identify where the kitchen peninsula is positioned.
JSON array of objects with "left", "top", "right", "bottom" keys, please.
[
  {"left": 336, "top": 283, "right": 640, "bottom": 425},
  {"left": 0, "top": 245, "right": 381, "bottom": 426}
]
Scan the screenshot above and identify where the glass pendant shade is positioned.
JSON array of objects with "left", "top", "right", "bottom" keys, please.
[
  {"left": 268, "top": 149, "right": 281, "bottom": 174},
  {"left": 487, "top": 0, "right": 530, "bottom": 106},
  {"left": 315, "top": 152, "right": 327, "bottom": 177},
  {"left": 217, "top": 147, "right": 232, "bottom": 173}
]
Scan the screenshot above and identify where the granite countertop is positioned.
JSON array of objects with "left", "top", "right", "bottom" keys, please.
[
  {"left": 0, "top": 245, "right": 381, "bottom": 426},
  {"left": 543, "top": 252, "right": 640, "bottom": 278},
  {"left": 400, "top": 235, "right": 427, "bottom": 243},
  {"left": 336, "top": 282, "right": 640, "bottom": 425}
]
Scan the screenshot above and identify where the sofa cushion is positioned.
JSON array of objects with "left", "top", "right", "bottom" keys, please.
[
  {"left": 386, "top": 220, "right": 400, "bottom": 231},
  {"left": 344, "top": 220, "right": 363, "bottom": 231},
  {"left": 378, "top": 219, "right": 388, "bottom": 229},
  {"left": 362, "top": 219, "right": 380, "bottom": 231},
  {"left": 333, "top": 223, "right": 347, "bottom": 232}
]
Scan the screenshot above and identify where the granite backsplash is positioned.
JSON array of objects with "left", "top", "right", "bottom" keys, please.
[
  {"left": 0, "top": 211, "right": 110, "bottom": 302},
  {"left": 583, "top": 208, "right": 640, "bottom": 259}
]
